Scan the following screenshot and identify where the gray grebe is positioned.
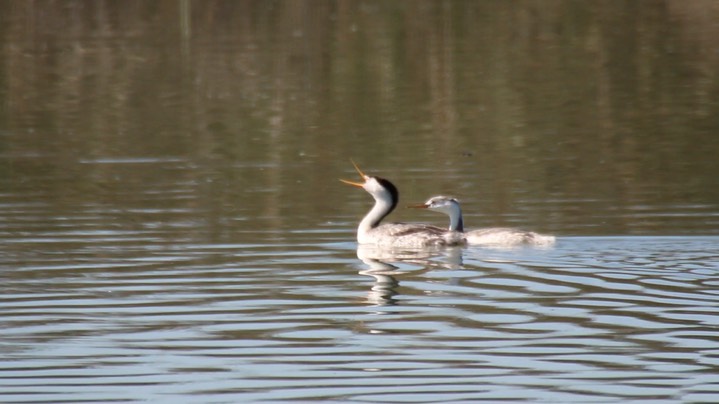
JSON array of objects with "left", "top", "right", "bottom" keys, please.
[{"left": 410, "top": 196, "right": 555, "bottom": 246}]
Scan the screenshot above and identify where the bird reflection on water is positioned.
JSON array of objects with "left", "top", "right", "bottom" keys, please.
[{"left": 356, "top": 244, "right": 464, "bottom": 307}]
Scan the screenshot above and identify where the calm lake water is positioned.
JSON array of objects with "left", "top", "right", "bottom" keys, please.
[{"left": 2, "top": 2, "right": 719, "bottom": 403}]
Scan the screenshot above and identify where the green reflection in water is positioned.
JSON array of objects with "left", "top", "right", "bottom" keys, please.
[{"left": 0, "top": 1, "right": 718, "bottom": 240}]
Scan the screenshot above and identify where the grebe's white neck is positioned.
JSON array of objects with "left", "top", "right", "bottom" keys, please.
[
  {"left": 443, "top": 200, "right": 463, "bottom": 232},
  {"left": 358, "top": 176, "right": 398, "bottom": 227}
]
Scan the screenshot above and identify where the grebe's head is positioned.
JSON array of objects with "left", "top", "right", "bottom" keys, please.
[
  {"left": 409, "top": 196, "right": 460, "bottom": 215},
  {"left": 340, "top": 161, "right": 399, "bottom": 204},
  {"left": 409, "top": 195, "right": 464, "bottom": 231}
]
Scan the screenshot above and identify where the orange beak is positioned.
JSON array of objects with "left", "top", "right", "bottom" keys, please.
[{"left": 339, "top": 159, "right": 368, "bottom": 188}]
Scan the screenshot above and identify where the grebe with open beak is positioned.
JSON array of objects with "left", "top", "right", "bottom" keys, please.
[
  {"left": 341, "top": 163, "right": 464, "bottom": 248},
  {"left": 410, "top": 196, "right": 555, "bottom": 247}
]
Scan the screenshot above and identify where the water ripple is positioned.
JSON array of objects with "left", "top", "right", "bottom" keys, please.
[{"left": 1, "top": 234, "right": 718, "bottom": 402}]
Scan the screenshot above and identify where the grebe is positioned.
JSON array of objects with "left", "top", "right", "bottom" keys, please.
[
  {"left": 410, "top": 196, "right": 556, "bottom": 246},
  {"left": 341, "top": 163, "right": 464, "bottom": 248}
]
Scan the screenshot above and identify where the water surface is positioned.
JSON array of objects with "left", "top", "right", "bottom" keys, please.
[{"left": 3, "top": 214, "right": 718, "bottom": 402}]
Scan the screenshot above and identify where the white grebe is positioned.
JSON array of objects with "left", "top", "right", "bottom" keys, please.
[
  {"left": 341, "top": 163, "right": 464, "bottom": 248},
  {"left": 410, "top": 196, "right": 556, "bottom": 246}
]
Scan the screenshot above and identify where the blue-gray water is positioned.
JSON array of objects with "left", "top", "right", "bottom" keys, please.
[{"left": 2, "top": 2, "right": 719, "bottom": 403}]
